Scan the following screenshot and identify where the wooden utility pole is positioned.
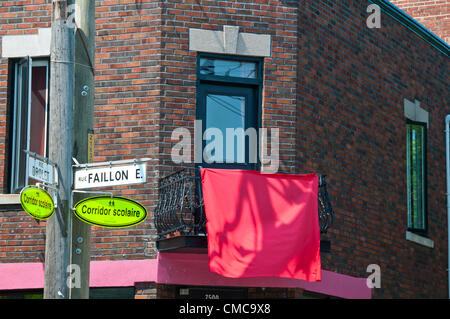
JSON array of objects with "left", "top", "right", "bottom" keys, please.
[
  {"left": 44, "top": 0, "right": 74, "bottom": 299},
  {"left": 69, "top": 0, "right": 95, "bottom": 299}
]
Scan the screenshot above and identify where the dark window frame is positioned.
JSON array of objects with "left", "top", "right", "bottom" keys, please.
[
  {"left": 406, "top": 119, "right": 428, "bottom": 235},
  {"left": 196, "top": 53, "right": 263, "bottom": 170},
  {"left": 8, "top": 57, "right": 50, "bottom": 194}
]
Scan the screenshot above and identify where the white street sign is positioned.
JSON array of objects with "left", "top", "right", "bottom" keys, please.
[
  {"left": 28, "top": 155, "right": 56, "bottom": 185},
  {"left": 74, "top": 163, "right": 147, "bottom": 190}
]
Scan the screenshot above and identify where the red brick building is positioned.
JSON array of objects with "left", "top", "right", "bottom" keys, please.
[
  {"left": 0, "top": 0, "right": 449, "bottom": 299},
  {"left": 391, "top": 0, "right": 449, "bottom": 44}
]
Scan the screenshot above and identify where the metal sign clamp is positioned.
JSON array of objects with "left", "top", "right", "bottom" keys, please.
[
  {"left": 36, "top": 182, "right": 59, "bottom": 208},
  {"left": 35, "top": 182, "right": 58, "bottom": 190},
  {"left": 71, "top": 157, "right": 153, "bottom": 169},
  {"left": 71, "top": 189, "right": 114, "bottom": 211},
  {"left": 24, "top": 150, "right": 58, "bottom": 167}
]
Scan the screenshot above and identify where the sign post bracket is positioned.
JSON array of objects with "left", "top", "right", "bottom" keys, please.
[
  {"left": 72, "top": 157, "right": 152, "bottom": 169},
  {"left": 71, "top": 189, "right": 113, "bottom": 211},
  {"left": 36, "top": 182, "right": 59, "bottom": 209},
  {"left": 24, "top": 150, "right": 58, "bottom": 167}
]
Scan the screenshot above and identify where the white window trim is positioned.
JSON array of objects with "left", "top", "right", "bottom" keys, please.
[
  {"left": 189, "top": 25, "right": 271, "bottom": 57},
  {"left": 406, "top": 230, "right": 434, "bottom": 248},
  {"left": 0, "top": 194, "right": 21, "bottom": 205},
  {"left": 1, "top": 28, "right": 51, "bottom": 58},
  {"left": 404, "top": 98, "right": 429, "bottom": 127}
]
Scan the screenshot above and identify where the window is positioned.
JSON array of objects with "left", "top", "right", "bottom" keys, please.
[
  {"left": 9, "top": 57, "right": 49, "bottom": 193},
  {"left": 406, "top": 121, "right": 427, "bottom": 233},
  {"left": 0, "top": 289, "right": 43, "bottom": 299},
  {"left": 196, "top": 54, "right": 262, "bottom": 169},
  {"left": 0, "top": 287, "right": 135, "bottom": 299}
]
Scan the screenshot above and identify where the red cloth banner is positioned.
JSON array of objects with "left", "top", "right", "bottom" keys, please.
[{"left": 200, "top": 169, "right": 321, "bottom": 282}]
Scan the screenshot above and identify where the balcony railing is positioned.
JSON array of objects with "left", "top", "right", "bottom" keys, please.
[
  {"left": 155, "top": 168, "right": 207, "bottom": 240},
  {"left": 154, "top": 168, "right": 335, "bottom": 251}
]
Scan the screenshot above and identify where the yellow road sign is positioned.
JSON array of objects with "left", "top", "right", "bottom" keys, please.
[
  {"left": 20, "top": 186, "right": 55, "bottom": 220},
  {"left": 73, "top": 196, "right": 147, "bottom": 228}
]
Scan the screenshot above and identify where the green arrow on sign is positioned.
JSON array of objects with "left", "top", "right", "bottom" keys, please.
[
  {"left": 73, "top": 196, "right": 147, "bottom": 228},
  {"left": 20, "top": 186, "right": 55, "bottom": 220}
]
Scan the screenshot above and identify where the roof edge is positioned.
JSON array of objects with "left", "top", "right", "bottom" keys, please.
[{"left": 370, "top": 0, "right": 450, "bottom": 56}]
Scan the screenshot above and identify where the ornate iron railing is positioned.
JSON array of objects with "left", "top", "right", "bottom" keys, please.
[
  {"left": 317, "top": 175, "right": 335, "bottom": 233},
  {"left": 155, "top": 168, "right": 206, "bottom": 239},
  {"left": 154, "top": 168, "right": 334, "bottom": 240}
]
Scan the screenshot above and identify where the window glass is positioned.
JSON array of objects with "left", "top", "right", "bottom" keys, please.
[
  {"left": 29, "top": 66, "right": 48, "bottom": 156},
  {"left": 406, "top": 123, "right": 426, "bottom": 231},
  {"left": 205, "top": 94, "right": 246, "bottom": 163},
  {"left": 200, "top": 58, "right": 257, "bottom": 79}
]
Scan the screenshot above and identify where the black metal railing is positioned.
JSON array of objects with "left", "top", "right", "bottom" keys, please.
[
  {"left": 318, "top": 175, "right": 335, "bottom": 233},
  {"left": 154, "top": 168, "right": 206, "bottom": 239},
  {"left": 154, "top": 168, "right": 334, "bottom": 240}
]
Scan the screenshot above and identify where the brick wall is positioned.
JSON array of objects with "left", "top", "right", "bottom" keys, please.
[
  {"left": 0, "top": 205, "right": 45, "bottom": 262},
  {"left": 91, "top": 0, "right": 161, "bottom": 261},
  {"left": 0, "top": 0, "right": 52, "bottom": 263},
  {"left": 0, "top": 0, "right": 160, "bottom": 263},
  {"left": 0, "top": 0, "right": 448, "bottom": 298},
  {"left": 390, "top": 0, "right": 449, "bottom": 43},
  {"left": 0, "top": 1, "right": 52, "bottom": 191},
  {"left": 295, "top": 0, "right": 448, "bottom": 298},
  {"left": 157, "top": 0, "right": 300, "bottom": 174}
]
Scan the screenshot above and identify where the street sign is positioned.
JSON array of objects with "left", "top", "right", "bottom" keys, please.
[
  {"left": 73, "top": 196, "right": 147, "bottom": 228},
  {"left": 74, "top": 162, "right": 146, "bottom": 190},
  {"left": 20, "top": 186, "right": 55, "bottom": 220},
  {"left": 25, "top": 151, "right": 57, "bottom": 185},
  {"left": 28, "top": 155, "right": 56, "bottom": 185}
]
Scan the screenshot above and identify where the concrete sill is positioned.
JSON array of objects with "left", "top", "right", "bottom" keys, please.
[
  {"left": 406, "top": 231, "right": 434, "bottom": 248},
  {"left": 0, "top": 194, "right": 21, "bottom": 205}
]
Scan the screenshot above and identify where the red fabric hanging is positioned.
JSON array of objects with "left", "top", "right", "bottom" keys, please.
[{"left": 200, "top": 168, "right": 321, "bottom": 282}]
